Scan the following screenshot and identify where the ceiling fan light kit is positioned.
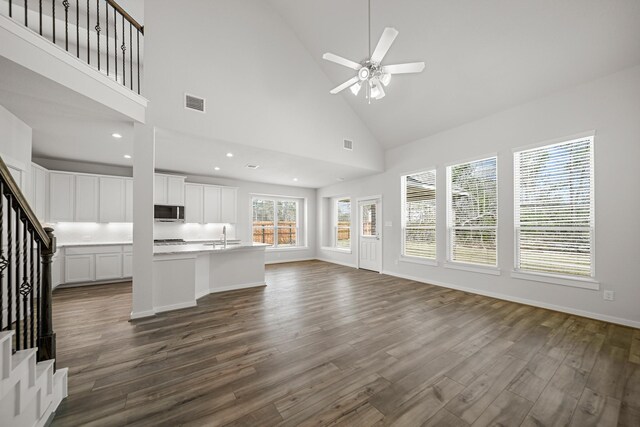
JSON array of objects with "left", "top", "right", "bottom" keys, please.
[{"left": 322, "top": 1, "right": 425, "bottom": 103}]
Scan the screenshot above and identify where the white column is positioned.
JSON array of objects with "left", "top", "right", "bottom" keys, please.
[{"left": 131, "top": 123, "right": 155, "bottom": 319}]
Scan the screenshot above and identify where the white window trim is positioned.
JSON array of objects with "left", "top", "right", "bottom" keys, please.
[
  {"left": 251, "top": 196, "right": 302, "bottom": 249},
  {"left": 513, "top": 134, "right": 596, "bottom": 281},
  {"left": 400, "top": 169, "right": 437, "bottom": 262},
  {"left": 333, "top": 197, "right": 352, "bottom": 251},
  {"left": 321, "top": 246, "right": 352, "bottom": 254},
  {"left": 446, "top": 155, "right": 499, "bottom": 268},
  {"left": 511, "top": 270, "right": 599, "bottom": 290}
]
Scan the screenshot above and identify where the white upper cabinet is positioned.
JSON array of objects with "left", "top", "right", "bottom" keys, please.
[
  {"left": 220, "top": 187, "right": 237, "bottom": 223},
  {"left": 75, "top": 175, "right": 99, "bottom": 222},
  {"left": 203, "top": 186, "right": 221, "bottom": 223},
  {"left": 154, "top": 174, "right": 185, "bottom": 205},
  {"left": 125, "top": 178, "right": 134, "bottom": 222},
  {"left": 99, "top": 177, "right": 126, "bottom": 222},
  {"left": 31, "top": 163, "right": 48, "bottom": 222},
  {"left": 49, "top": 172, "right": 75, "bottom": 222},
  {"left": 184, "top": 184, "right": 204, "bottom": 223}
]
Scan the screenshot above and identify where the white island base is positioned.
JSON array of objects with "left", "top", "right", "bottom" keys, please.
[{"left": 151, "top": 243, "right": 267, "bottom": 314}]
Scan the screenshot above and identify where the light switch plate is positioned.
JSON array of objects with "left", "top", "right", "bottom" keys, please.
[{"left": 603, "top": 290, "right": 615, "bottom": 301}]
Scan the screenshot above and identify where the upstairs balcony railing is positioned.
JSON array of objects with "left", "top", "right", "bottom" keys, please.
[{"left": 2, "top": 0, "right": 143, "bottom": 94}]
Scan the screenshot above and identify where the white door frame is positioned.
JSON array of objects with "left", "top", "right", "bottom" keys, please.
[{"left": 356, "top": 195, "right": 383, "bottom": 273}]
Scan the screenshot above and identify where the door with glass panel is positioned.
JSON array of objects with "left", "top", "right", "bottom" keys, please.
[{"left": 358, "top": 199, "right": 382, "bottom": 272}]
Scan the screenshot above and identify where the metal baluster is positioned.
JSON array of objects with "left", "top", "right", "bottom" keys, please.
[
  {"left": 106, "top": 2, "right": 109, "bottom": 76},
  {"left": 96, "top": 0, "right": 101, "bottom": 70},
  {"left": 29, "top": 230, "right": 35, "bottom": 349},
  {"left": 7, "top": 196, "right": 13, "bottom": 350},
  {"left": 121, "top": 14, "right": 126, "bottom": 87},
  {"left": 15, "top": 209, "right": 21, "bottom": 350},
  {"left": 22, "top": 220, "right": 28, "bottom": 350},
  {"left": 52, "top": 0, "right": 55, "bottom": 44},
  {"left": 129, "top": 22, "right": 132, "bottom": 90},
  {"left": 0, "top": 185, "right": 4, "bottom": 331},
  {"left": 36, "top": 241, "right": 41, "bottom": 353},
  {"left": 39, "top": 0, "right": 42, "bottom": 35},
  {"left": 24, "top": 0, "right": 27, "bottom": 27},
  {"left": 9, "top": 0, "right": 12, "bottom": 17},
  {"left": 63, "top": 0, "right": 70, "bottom": 51},
  {"left": 86, "top": 0, "right": 90, "bottom": 64},
  {"left": 114, "top": 5, "right": 117, "bottom": 81},
  {"left": 76, "top": 0, "right": 79, "bottom": 57},
  {"left": 136, "top": 29, "right": 140, "bottom": 94}
]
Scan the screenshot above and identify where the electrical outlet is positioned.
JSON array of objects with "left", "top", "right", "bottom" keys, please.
[
  {"left": 394, "top": 259, "right": 399, "bottom": 266},
  {"left": 603, "top": 290, "right": 615, "bottom": 301}
]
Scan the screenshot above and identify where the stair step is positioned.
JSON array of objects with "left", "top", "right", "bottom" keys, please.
[{"left": 11, "top": 348, "right": 37, "bottom": 373}]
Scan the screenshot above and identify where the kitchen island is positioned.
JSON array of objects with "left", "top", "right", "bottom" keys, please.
[{"left": 152, "top": 242, "right": 267, "bottom": 314}]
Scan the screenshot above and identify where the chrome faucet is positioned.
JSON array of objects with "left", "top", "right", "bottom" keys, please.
[{"left": 222, "top": 225, "right": 227, "bottom": 248}]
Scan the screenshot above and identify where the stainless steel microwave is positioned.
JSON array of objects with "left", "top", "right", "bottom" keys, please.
[{"left": 154, "top": 205, "right": 184, "bottom": 222}]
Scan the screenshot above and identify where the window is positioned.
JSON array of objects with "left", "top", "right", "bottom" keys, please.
[
  {"left": 402, "top": 170, "right": 436, "bottom": 259},
  {"left": 514, "top": 136, "right": 594, "bottom": 278},
  {"left": 335, "top": 198, "right": 351, "bottom": 249},
  {"left": 252, "top": 197, "right": 299, "bottom": 248},
  {"left": 361, "top": 202, "right": 377, "bottom": 236},
  {"left": 447, "top": 157, "right": 498, "bottom": 266}
]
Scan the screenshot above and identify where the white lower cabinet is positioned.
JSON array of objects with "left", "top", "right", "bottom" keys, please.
[
  {"left": 123, "top": 253, "right": 133, "bottom": 278},
  {"left": 95, "top": 253, "right": 123, "bottom": 281},
  {"left": 64, "top": 254, "right": 94, "bottom": 283}
]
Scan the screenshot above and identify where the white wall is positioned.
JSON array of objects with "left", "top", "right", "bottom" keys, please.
[
  {"left": 143, "top": 0, "right": 383, "bottom": 173},
  {"left": 317, "top": 65, "right": 640, "bottom": 327},
  {"left": 0, "top": 104, "right": 32, "bottom": 195}
]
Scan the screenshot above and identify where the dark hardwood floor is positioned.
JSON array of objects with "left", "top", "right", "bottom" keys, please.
[{"left": 50, "top": 260, "right": 640, "bottom": 426}]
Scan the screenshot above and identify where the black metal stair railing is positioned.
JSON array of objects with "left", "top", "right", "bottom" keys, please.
[
  {"left": 0, "top": 155, "right": 57, "bottom": 368},
  {"left": 4, "top": 0, "right": 143, "bottom": 95}
]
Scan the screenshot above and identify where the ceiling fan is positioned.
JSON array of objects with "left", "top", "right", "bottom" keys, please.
[{"left": 323, "top": 0, "right": 425, "bottom": 101}]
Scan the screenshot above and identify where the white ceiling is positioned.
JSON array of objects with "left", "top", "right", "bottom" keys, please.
[{"left": 268, "top": 0, "right": 640, "bottom": 148}]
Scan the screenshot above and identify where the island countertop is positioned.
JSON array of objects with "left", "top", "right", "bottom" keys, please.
[{"left": 153, "top": 242, "right": 268, "bottom": 255}]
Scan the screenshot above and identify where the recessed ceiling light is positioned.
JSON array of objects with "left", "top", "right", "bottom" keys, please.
[
  {"left": 246, "top": 164, "right": 260, "bottom": 169},
  {"left": 123, "top": 154, "right": 132, "bottom": 159},
  {"left": 293, "top": 178, "right": 298, "bottom": 182},
  {"left": 112, "top": 133, "right": 122, "bottom": 138},
  {"left": 226, "top": 152, "right": 234, "bottom": 158},
  {"left": 214, "top": 166, "right": 220, "bottom": 171}
]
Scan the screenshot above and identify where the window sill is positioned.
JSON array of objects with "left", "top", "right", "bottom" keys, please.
[
  {"left": 266, "top": 246, "right": 309, "bottom": 252},
  {"left": 399, "top": 256, "right": 438, "bottom": 267},
  {"left": 321, "top": 246, "right": 352, "bottom": 254},
  {"left": 444, "top": 262, "right": 501, "bottom": 276},
  {"left": 511, "top": 270, "right": 599, "bottom": 290}
]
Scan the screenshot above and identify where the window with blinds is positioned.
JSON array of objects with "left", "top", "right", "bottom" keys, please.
[
  {"left": 252, "top": 197, "right": 299, "bottom": 248},
  {"left": 402, "top": 170, "right": 436, "bottom": 259},
  {"left": 514, "top": 136, "right": 594, "bottom": 277},
  {"left": 447, "top": 157, "right": 498, "bottom": 266},
  {"left": 335, "top": 198, "right": 351, "bottom": 249}
]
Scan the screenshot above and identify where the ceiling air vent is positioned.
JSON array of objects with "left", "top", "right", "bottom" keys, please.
[
  {"left": 343, "top": 139, "right": 353, "bottom": 150},
  {"left": 246, "top": 164, "right": 260, "bottom": 169},
  {"left": 185, "top": 93, "right": 205, "bottom": 113}
]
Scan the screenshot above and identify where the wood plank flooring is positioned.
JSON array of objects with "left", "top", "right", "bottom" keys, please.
[{"left": 50, "top": 260, "right": 640, "bottom": 426}]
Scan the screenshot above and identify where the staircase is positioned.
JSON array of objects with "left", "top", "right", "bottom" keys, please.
[
  {"left": 1, "top": 154, "right": 67, "bottom": 425},
  {"left": 0, "top": 331, "right": 67, "bottom": 427}
]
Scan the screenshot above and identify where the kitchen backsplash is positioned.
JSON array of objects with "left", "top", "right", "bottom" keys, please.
[
  {"left": 52, "top": 222, "right": 133, "bottom": 244},
  {"left": 52, "top": 222, "right": 236, "bottom": 244}
]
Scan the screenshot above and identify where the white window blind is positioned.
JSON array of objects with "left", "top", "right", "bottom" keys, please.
[
  {"left": 514, "top": 136, "right": 594, "bottom": 277},
  {"left": 335, "top": 198, "right": 351, "bottom": 249},
  {"left": 252, "top": 197, "right": 299, "bottom": 247},
  {"left": 402, "top": 170, "right": 436, "bottom": 259},
  {"left": 447, "top": 157, "right": 498, "bottom": 266}
]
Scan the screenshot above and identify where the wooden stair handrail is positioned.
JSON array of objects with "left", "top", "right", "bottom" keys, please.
[
  {"left": 0, "top": 155, "right": 51, "bottom": 249},
  {"left": 107, "top": 0, "right": 144, "bottom": 34}
]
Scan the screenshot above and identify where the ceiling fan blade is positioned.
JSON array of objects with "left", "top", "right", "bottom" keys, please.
[
  {"left": 375, "top": 81, "right": 386, "bottom": 99},
  {"left": 322, "top": 53, "right": 362, "bottom": 70},
  {"left": 330, "top": 76, "right": 360, "bottom": 94},
  {"left": 370, "top": 27, "right": 399, "bottom": 64},
  {"left": 381, "top": 62, "right": 426, "bottom": 74}
]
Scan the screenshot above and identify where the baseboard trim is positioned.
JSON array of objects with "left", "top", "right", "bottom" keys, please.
[
  {"left": 154, "top": 300, "right": 198, "bottom": 314},
  {"left": 209, "top": 282, "right": 266, "bottom": 294},
  {"left": 381, "top": 269, "right": 640, "bottom": 329},
  {"left": 316, "top": 258, "right": 358, "bottom": 269},
  {"left": 129, "top": 309, "right": 156, "bottom": 320},
  {"left": 266, "top": 257, "right": 315, "bottom": 265}
]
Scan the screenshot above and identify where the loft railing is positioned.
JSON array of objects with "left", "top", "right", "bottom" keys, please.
[
  {"left": 2, "top": 0, "right": 143, "bottom": 95},
  {"left": 0, "top": 155, "right": 57, "bottom": 368}
]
